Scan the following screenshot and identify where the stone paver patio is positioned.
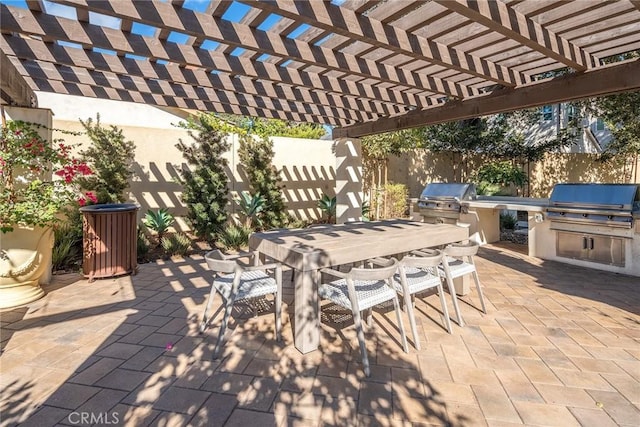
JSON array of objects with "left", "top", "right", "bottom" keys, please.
[{"left": 1, "top": 243, "right": 639, "bottom": 426}]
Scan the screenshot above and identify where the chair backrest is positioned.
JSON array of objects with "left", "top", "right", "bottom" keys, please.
[
  {"left": 205, "top": 250, "right": 239, "bottom": 274},
  {"left": 349, "top": 258, "right": 399, "bottom": 281},
  {"left": 444, "top": 241, "right": 479, "bottom": 258},
  {"left": 401, "top": 249, "right": 443, "bottom": 269}
]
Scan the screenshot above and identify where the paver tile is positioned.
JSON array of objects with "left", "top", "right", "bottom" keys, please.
[{"left": 2, "top": 245, "right": 639, "bottom": 427}]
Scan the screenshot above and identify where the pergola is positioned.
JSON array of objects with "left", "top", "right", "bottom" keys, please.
[{"left": 1, "top": 0, "right": 639, "bottom": 139}]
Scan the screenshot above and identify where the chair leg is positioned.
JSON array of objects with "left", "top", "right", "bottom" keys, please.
[
  {"left": 437, "top": 282, "right": 453, "bottom": 334},
  {"left": 392, "top": 296, "right": 409, "bottom": 353},
  {"left": 351, "top": 307, "right": 370, "bottom": 377},
  {"left": 404, "top": 292, "right": 421, "bottom": 350},
  {"left": 200, "top": 284, "right": 218, "bottom": 333},
  {"left": 275, "top": 268, "right": 282, "bottom": 341},
  {"left": 443, "top": 272, "right": 464, "bottom": 327},
  {"left": 472, "top": 270, "right": 487, "bottom": 314},
  {"left": 213, "top": 293, "right": 235, "bottom": 359},
  {"left": 366, "top": 308, "right": 373, "bottom": 328}
]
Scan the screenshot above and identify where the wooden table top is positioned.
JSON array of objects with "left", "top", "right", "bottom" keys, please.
[{"left": 249, "top": 219, "right": 469, "bottom": 271}]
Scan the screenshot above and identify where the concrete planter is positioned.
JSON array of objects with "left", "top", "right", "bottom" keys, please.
[{"left": 0, "top": 226, "right": 54, "bottom": 309}]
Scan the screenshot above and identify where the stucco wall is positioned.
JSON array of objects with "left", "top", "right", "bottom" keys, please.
[
  {"left": 36, "top": 93, "right": 336, "bottom": 230},
  {"left": 388, "top": 150, "right": 640, "bottom": 199}
]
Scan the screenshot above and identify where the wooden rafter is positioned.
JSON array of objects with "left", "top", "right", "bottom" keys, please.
[
  {"left": 52, "top": 0, "right": 469, "bottom": 99},
  {"left": 13, "top": 56, "right": 366, "bottom": 126},
  {"left": 240, "top": 0, "right": 526, "bottom": 87},
  {"left": 437, "top": 0, "right": 596, "bottom": 71},
  {"left": 0, "top": 4, "right": 434, "bottom": 113},
  {"left": 0, "top": 35, "right": 391, "bottom": 123},
  {"left": 0, "top": 49, "right": 36, "bottom": 107},
  {"left": 0, "top": 0, "right": 638, "bottom": 134},
  {"left": 334, "top": 59, "right": 640, "bottom": 138}
]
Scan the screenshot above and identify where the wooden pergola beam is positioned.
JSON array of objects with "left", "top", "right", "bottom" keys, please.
[
  {"left": 13, "top": 56, "right": 364, "bottom": 126},
  {"left": 334, "top": 59, "right": 640, "bottom": 138},
  {"left": 0, "top": 4, "right": 433, "bottom": 113},
  {"left": 240, "top": 0, "right": 526, "bottom": 87},
  {"left": 437, "top": 0, "right": 596, "bottom": 72},
  {"left": 1, "top": 35, "right": 387, "bottom": 123},
  {"left": 53, "top": 0, "right": 469, "bottom": 99},
  {"left": 0, "top": 49, "right": 36, "bottom": 107}
]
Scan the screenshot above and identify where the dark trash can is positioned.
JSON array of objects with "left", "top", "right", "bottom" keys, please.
[{"left": 80, "top": 203, "right": 138, "bottom": 281}]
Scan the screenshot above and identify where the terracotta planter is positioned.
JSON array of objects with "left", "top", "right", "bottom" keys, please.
[{"left": 0, "top": 226, "right": 54, "bottom": 309}]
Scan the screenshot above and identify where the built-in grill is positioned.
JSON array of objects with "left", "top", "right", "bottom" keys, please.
[
  {"left": 417, "top": 183, "right": 476, "bottom": 223},
  {"left": 547, "top": 183, "right": 640, "bottom": 268},
  {"left": 547, "top": 183, "right": 640, "bottom": 229}
]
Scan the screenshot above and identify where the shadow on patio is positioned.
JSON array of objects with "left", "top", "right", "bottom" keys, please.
[{"left": 1, "top": 253, "right": 467, "bottom": 426}]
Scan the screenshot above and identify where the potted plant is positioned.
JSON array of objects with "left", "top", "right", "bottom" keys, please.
[{"left": 0, "top": 119, "right": 94, "bottom": 308}]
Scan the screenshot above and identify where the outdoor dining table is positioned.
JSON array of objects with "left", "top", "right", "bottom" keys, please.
[{"left": 249, "top": 219, "right": 469, "bottom": 354}]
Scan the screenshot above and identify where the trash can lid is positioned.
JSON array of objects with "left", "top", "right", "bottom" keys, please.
[{"left": 79, "top": 203, "right": 139, "bottom": 213}]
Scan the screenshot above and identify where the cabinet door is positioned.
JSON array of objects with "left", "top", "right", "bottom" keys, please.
[
  {"left": 556, "top": 231, "right": 588, "bottom": 260},
  {"left": 587, "top": 235, "right": 625, "bottom": 267}
]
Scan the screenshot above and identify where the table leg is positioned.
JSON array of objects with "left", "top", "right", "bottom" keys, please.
[{"left": 293, "top": 268, "right": 320, "bottom": 353}]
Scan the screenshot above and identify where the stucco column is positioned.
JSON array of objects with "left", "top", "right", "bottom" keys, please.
[{"left": 334, "top": 137, "right": 363, "bottom": 224}]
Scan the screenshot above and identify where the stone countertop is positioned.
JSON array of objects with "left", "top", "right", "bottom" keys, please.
[{"left": 462, "top": 196, "right": 549, "bottom": 212}]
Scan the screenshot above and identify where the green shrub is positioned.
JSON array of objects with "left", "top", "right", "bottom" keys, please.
[
  {"left": 237, "top": 192, "right": 265, "bottom": 229},
  {"left": 52, "top": 223, "right": 82, "bottom": 271},
  {"left": 160, "top": 232, "right": 191, "bottom": 256},
  {"left": 137, "top": 227, "right": 151, "bottom": 260},
  {"left": 217, "top": 224, "right": 252, "bottom": 252},
  {"left": 372, "top": 183, "right": 408, "bottom": 219},
  {"left": 317, "top": 194, "right": 336, "bottom": 223},
  {"left": 143, "top": 208, "right": 175, "bottom": 240},
  {"left": 238, "top": 133, "right": 290, "bottom": 229},
  {"left": 78, "top": 114, "right": 136, "bottom": 204},
  {"left": 500, "top": 212, "right": 517, "bottom": 230},
  {"left": 175, "top": 114, "right": 230, "bottom": 242},
  {"left": 474, "top": 161, "right": 527, "bottom": 195}
]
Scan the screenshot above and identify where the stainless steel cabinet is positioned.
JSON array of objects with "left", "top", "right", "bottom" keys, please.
[{"left": 556, "top": 231, "right": 625, "bottom": 267}]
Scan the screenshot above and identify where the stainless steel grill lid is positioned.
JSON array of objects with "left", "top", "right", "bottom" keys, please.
[
  {"left": 547, "top": 183, "right": 640, "bottom": 228},
  {"left": 419, "top": 183, "right": 477, "bottom": 202},
  {"left": 549, "top": 183, "right": 640, "bottom": 210}
]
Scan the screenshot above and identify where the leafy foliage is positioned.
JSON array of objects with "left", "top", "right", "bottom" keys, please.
[
  {"left": 500, "top": 212, "right": 517, "bottom": 230},
  {"left": 237, "top": 133, "right": 290, "bottom": 229},
  {"left": 474, "top": 161, "right": 528, "bottom": 196},
  {"left": 160, "top": 232, "right": 191, "bottom": 256},
  {"left": 217, "top": 115, "right": 326, "bottom": 139},
  {"left": 52, "top": 222, "right": 82, "bottom": 271},
  {"left": 317, "top": 194, "right": 337, "bottom": 223},
  {"left": 78, "top": 114, "right": 136, "bottom": 204},
  {"left": 371, "top": 183, "right": 408, "bottom": 219},
  {"left": 143, "top": 208, "right": 175, "bottom": 240},
  {"left": 175, "top": 114, "right": 230, "bottom": 241},
  {"left": 237, "top": 192, "right": 265, "bottom": 229},
  {"left": 217, "top": 224, "right": 252, "bottom": 252},
  {"left": 137, "top": 226, "right": 151, "bottom": 261},
  {"left": 1, "top": 120, "right": 92, "bottom": 232}
]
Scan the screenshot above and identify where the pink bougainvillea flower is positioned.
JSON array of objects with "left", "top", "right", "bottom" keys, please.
[{"left": 86, "top": 192, "right": 98, "bottom": 203}]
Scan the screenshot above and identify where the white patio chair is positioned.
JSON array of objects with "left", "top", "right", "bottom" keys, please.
[
  {"left": 440, "top": 240, "right": 487, "bottom": 317},
  {"left": 199, "top": 250, "right": 282, "bottom": 358},
  {"left": 318, "top": 258, "right": 408, "bottom": 377},
  {"left": 385, "top": 249, "right": 453, "bottom": 350}
]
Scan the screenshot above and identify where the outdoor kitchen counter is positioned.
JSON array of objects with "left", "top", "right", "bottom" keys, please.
[{"left": 462, "top": 196, "right": 548, "bottom": 212}]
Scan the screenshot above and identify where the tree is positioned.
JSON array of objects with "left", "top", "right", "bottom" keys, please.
[
  {"left": 237, "top": 132, "right": 290, "bottom": 229},
  {"left": 361, "top": 129, "right": 416, "bottom": 219},
  {"left": 175, "top": 114, "right": 230, "bottom": 241},
  {"left": 580, "top": 90, "right": 640, "bottom": 182},
  {"left": 78, "top": 114, "right": 136, "bottom": 204}
]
